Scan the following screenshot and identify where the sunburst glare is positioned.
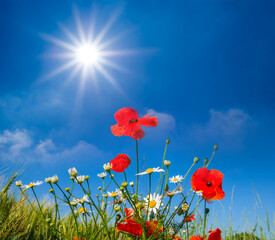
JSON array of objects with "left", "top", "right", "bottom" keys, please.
[{"left": 40, "top": 7, "right": 136, "bottom": 95}]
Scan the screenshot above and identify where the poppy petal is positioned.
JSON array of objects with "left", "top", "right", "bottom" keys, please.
[
  {"left": 138, "top": 116, "right": 158, "bottom": 127},
  {"left": 111, "top": 123, "right": 127, "bottom": 137},
  {"left": 130, "top": 125, "right": 145, "bottom": 140},
  {"left": 191, "top": 167, "right": 209, "bottom": 191},
  {"left": 114, "top": 107, "right": 138, "bottom": 124},
  {"left": 208, "top": 228, "right": 222, "bottom": 240}
]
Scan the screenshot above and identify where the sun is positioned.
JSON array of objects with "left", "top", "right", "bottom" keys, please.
[
  {"left": 40, "top": 7, "right": 136, "bottom": 94},
  {"left": 76, "top": 44, "right": 100, "bottom": 65}
]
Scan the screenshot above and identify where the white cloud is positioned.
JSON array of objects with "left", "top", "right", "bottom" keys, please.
[
  {"left": 188, "top": 108, "right": 254, "bottom": 147},
  {"left": 0, "top": 129, "right": 107, "bottom": 165},
  {"left": 146, "top": 109, "right": 176, "bottom": 130}
]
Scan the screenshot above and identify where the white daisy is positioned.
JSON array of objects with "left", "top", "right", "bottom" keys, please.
[
  {"left": 45, "top": 175, "right": 59, "bottom": 184},
  {"left": 165, "top": 186, "right": 183, "bottom": 197},
  {"left": 76, "top": 175, "right": 85, "bottom": 184},
  {"left": 23, "top": 181, "right": 43, "bottom": 190},
  {"left": 107, "top": 189, "right": 123, "bottom": 198},
  {"left": 15, "top": 180, "right": 22, "bottom": 187},
  {"left": 68, "top": 167, "right": 78, "bottom": 177},
  {"left": 169, "top": 175, "right": 183, "bottom": 183},
  {"left": 97, "top": 172, "right": 107, "bottom": 179},
  {"left": 129, "top": 181, "right": 134, "bottom": 186},
  {"left": 103, "top": 162, "right": 112, "bottom": 171},
  {"left": 144, "top": 193, "right": 162, "bottom": 215},
  {"left": 136, "top": 167, "right": 165, "bottom": 175},
  {"left": 76, "top": 207, "right": 92, "bottom": 216},
  {"left": 71, "top": 195, "right": 89, "bottom": 205}
]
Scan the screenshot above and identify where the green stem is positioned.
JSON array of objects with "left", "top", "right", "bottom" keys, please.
[
  {"left": 136, "top": 140, "right": 139, "bottom": 195},
  {"left": 156, "top": 140, "right": 169, "bottom": 193},
  {"left": 123, "top": 171, "right": 127, "bottom": 182},
  {"left": 206, "top": 149, "right": 217, "bottom": 168},
  {"left": 145, "top": 174, "right": 152, "bottom": 221},
  {"left": 203, "top": 200, "right": 207, "bottom": 238}
]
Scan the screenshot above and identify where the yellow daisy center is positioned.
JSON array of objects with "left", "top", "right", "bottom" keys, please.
[
  {"left": 28, "top": 183, "right": 35, "bottom": 188},
  {"left": 149, "top": 200, "right": 157, "bottom": 208},
  {"left": 79, "top": 207, "right": 87, "bottom": 213},
  {"left": 173, "top": 178, "right": 178, "bottom": 182},
  {"left": 110, "top": 192, "right": 118, "bottom": 197},
  {"left": 145, "top": 168, "right": 154, "bottom": 174}
]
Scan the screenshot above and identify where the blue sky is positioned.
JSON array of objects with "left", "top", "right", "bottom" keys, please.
[{"left": 1, "top": 0, "right": 274, "bottom": 231}]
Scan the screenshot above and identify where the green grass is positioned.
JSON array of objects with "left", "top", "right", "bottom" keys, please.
[{"left": 0, "top": 173, "right": 273, "bottom": 240}]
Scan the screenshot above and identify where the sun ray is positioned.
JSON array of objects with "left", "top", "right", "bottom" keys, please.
[
  {"left": 58, "top": 23, "right": 82, "bottom": 46},
  {"left": 98, "top": 58, "right": 128, "bottom": 73},
  {"left": 40, "top": 34, "right": 77, "bottom": 52},
  {"left": 73, "top": 7, "right": 86, "bottom": 44}
]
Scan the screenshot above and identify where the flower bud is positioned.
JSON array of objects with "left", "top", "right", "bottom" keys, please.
[
  {"left": 174, "top": 206, "right": 178, "bottom": 210},
  {"left": 46, "top": 218, "right": 51, "bottom": 223},
  {"left": 130, "top": 182, "right": 134, "bottom": 186},
  {"left": 65, "top": 187, "right": 70, "bottom": 192},
  {"left": 96, "top": 194, "right": 99, "bottom": 198},
  {"left": 50, "top": 223, "right": 54, "bottom": 227},
  {"left": 45, "top": 178, "right": 51, "bottom": 183},
  {"left": 15, "top": 180, "right": 22, "bottom": 187},
  {"left": 98, "top": 186, "right": 102, "bottom": 190},
  {"left": 164, "top": 160, "right": 171, "bottom": 167},
  {"left": 68, "top": 167, "right": 78, "bottom": 177},
  {"left": 114, "top": 205, "right": 121, "bottom": 212},
  {"left": 204, "top": 158, "right": 208, "bottom": 165},
  {"left": 121, "top": 182, "right": 128, "bottom": 188},
  {"left": 214, "top": 144, "right": 218, "bottom": 150},
  {"left": 193, "top": 157, "right": 200, "bottom": 163},
  {"left": 181, "top": 203, "right": 189, "bottom": 211},
  {"left": 166, "top": 138, "right": 170, "bottom": 144},
  {"left": 111, "top": 174, "right": 114, "bottom": 178},
  {"left": 84, "top": 175, "right": 90, "bottom": 181},
  {"left": 70, "top": 177, "right": 75, "bottom": 180},
  {"left": 49, "top": 188, "right": 54, "bottom": 193},
  {"left": 119, "top": 187, "right": 124, "bottom": 191},
  {"left": 205, "top": 208, "right": 210, "bottom": 214},
  {"left": 116, "top": 214, "right": 121, "bottom": 222}
]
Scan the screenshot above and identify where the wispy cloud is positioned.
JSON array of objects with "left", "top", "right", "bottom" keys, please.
[
  {"left": 144, "top": 109, "right": 176, "bottom": 139},
  {"left": 187, "top": 108, "right": 255, "bottom": 148},
  {"left": 0, "top": 129, "right": 109, "bottom": 166}
]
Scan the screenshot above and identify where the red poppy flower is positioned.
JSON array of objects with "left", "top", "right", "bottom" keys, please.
[
  {"left": 110, "top": 154, "right": 131, "bottom": 173},
  {"left": 208, "top": 228, "right": 222, "bottom": 240},
  {"left": 111, "top": 107, "right": 158, "bottom": 140},
  {"left": 117, "top": 208, "right": 142, "bottom": 237},
  {"left": 145, "top": 220, "right": 163, "bottom": 238},
  {"left": 184, "top": 214, "right": 195, "bottom": 222},
  {"left": 191, "top": 167, "right": 225, "bottom": 200}
]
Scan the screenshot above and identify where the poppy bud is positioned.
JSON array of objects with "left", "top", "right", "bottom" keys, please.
[
  {"left": 193, "top": 157, "right": 200, "bottom": 163},
  {"left": 65, "top": 187, "right": 70, "bottom": 192},
  {"left": 166, "top": 138, "right": 170, "bottom": 144},
  {"left": 205, "top": 208, "right": 210, "bottom": 214},
  {"left": 214, "top": 144, "right": 219, "bottom": 150},
  {"left": 121, "top": 182, "right": 128, "bottom": 188},
  {"left": 84, "top": 175, "right": 89, "bottom": 181},
  {"left": 116, "top": 214, "right": 121, "bottom": 222},
  {"left": 204, "top": 158, "right": 208, "bottom": 165}
]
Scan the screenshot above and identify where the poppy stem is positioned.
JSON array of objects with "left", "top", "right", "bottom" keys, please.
[
  {"left": 136, "top": 140, "right": 139, "bottom": 196},
  {"left": 206, "top": 148, "right": 217, "bottom": 168},
  {"left": 203, "top": 199, "right": 207, "bottom": 238}
]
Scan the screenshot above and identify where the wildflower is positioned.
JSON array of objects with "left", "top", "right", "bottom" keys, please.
[
  {"left": 97, "top": 172, "right": 107, "bottom": 179},
  {"left": 107, "top": 189, "right": 122, "bottom": 198},
  {"left": 15, "top": 180, "right": 22, "bottom": 187},
  {"left": 45, "top": 175, "right": 59, "bottom": 184},
  {"left": 73, "top": 237, "right": 86, "bottom": 240},
  {"left": 190, "top": 228, "right": 222, "bottom": 240},
  {"left": 181, "top": 203, "right": 189, "bottom": 211},
  {"left": 84, "top": 175, "right": 89, "bottom": 181},
  {"left": 72, "top": 195, "right": 89, "bottom": 205},
  {"left": 169, "top": 175, "right": 183, "bottom": 183},
  {"left": 191, "top": 167, "right": 225, "bottom": 200},
  {"left": 114, "top": 205, "right": 121, "bottom": 211},
  {"left": 76, "top": 175, "right": 85, "bottom": 184},
  {"left": 110, "top": 154, "right": 131, "bottom": 173},
  {"left": 103, "top": 163, "right": 112, "bottom": 171},
  {"left": 117, "top": 208, "right": 142, "bottom": 237},
  {"left": 130, "top": 181, "right": 134, "bottom": 186},
  {"left": 121, "top": 182, "right": 128, "bottom": 188},
  {"left": 136, "top": 167, "right": 165, "bottom": 175},
  {"left": 144, "top": 193, "right": 162, "bottom": 215},
  {"left": 164, "top": 160, "right": 171, "bottom": 166},
  {"left": 78, "top": 207, "right": 91, "bottom": 216},
  {"left": 68, "top": 167, "right": 78, "bottom": 177},
  {"left": 145, "top": 221, "right": 163, "bottom": 238},
  {"left": 184, "top": 214, "right": 195, "bottom": 223},
  {"left": 23, "top": 181, "right": 43, "bottom": 190},
  {"left": 111, "top": 107, "right": 158, "bottom": 140}
]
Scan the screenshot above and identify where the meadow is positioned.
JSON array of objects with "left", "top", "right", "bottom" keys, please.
[{"left": 0, "top": 107, "right": 273, "bottom": 240}]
